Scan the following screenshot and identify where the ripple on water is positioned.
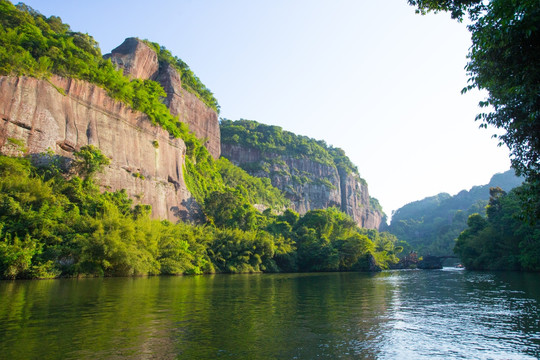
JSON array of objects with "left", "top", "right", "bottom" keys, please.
[{"left": 0, "top": 271, "right": 539, "bottom": 359}]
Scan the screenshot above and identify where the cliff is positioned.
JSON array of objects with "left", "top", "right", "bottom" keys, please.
[
  {"left": 338, "top": 167, "right": 384, "bottom": 229},
  {"left": 104, "top": 38, "right": 221, "bottom": 159},
  {"left": 0, "top": 75, "right": 200, "bottom": 222},
  {"left": 221, "top": 138, "right": 384, "bottom": 230}
]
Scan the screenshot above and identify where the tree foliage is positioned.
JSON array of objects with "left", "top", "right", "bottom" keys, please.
[
  {"left": 388, "top": 170, "right": 522, "bottom": 255},
  {"left": 73, "top": 145, "right": 110, "bottom": 179},
  {"left": 0, "top": 153, "right": 402, "bottom": 279},
  {"left": 408, "top": 0, "right": 540, "bottom": 222},
  {"left": 454, "top": 186, "right": 540, "bottom": 271},
  {"left": 408, "top": 0, "right": 484, "bottom": 19}
]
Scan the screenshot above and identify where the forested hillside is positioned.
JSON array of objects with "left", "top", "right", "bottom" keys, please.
[
  {"left": 0, "top": 1, "right": 403, "bottom": 279},
  {"left": 388, "top": 170, "right": 522, "bottom": 255},
  {"left": 221, "top": 119, "right": 360, "bottom": 176}
]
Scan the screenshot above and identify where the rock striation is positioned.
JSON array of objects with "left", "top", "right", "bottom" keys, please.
[
  {"left": 221, "top": 143, "right": 384, "bottom": 229},
  {"left": 0, "top": 75, "right": 200, "bottom": 222},
  {"left": 0, "top": 38, "right": 222, "bottom": 222},
  {"left": 105, "top": 38, "right": 221, "bottom": 159}
]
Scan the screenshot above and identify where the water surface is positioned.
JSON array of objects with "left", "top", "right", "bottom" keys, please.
[{"left": 1, "top": 269, "right": 539, "bottom": 359}]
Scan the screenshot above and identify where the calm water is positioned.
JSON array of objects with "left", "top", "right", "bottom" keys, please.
[{"left": 1, "top": 269, "right": 539, "bottom": 359}]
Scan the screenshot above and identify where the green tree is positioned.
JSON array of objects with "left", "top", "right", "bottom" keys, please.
[
  {"left": 408, "top": 0, "right": 540, "bottom": 222},
  {"left": 454, "top": 186, "right": 540, "bottom": 271},
  {"left": 73, "top": 145, "right": 110, "bottom": 179},
  {"left": 203, "top": 191, "right": 262, "bottom": 231}
]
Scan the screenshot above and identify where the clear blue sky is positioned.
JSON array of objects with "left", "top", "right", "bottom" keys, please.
[{"left": 21, "top": 0, "right": 511, "bottom": 217}]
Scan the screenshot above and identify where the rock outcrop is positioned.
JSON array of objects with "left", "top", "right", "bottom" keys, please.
[
  {"left": 0, "top": 75, "right": 200, "bottom": 222},
  {"left": 105, "top": 38, "right": 221, "bottom": 159},
  {"left": 221, "top": 143, "right": 384, "bottom": 229},
  {"left": 338, "top": 168, "right": 385, "bottom": 229},
  {"left": 103, "top": 37, "right": 159, "bottom": 80}
]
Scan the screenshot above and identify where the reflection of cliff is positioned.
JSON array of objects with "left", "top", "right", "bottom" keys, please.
[
  {"left": 0, "top": 75, "right": 199, "bottom": 222},
  {"left": 221, "top": 142, "right": 384, "bottom": 230}
]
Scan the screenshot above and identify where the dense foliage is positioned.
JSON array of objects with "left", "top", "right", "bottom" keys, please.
[
  {"left": 388, "top": 170, "right": 522, "bottom": 255},
  {"left": 0, "top": 1, "right": 215, "bottom": 141},
  {"left": 0, "top": 153, "right": 401, "bottom": 279},
  {"left": 454, "top": 187, "right": 540, "bottom": 271},
  {"left": 0, "top": 1, "right": 402, "bottom": 279},
  {"left": 182, "top": 145, "right": 290, "bottom": 225},
  {"left": 408, "top": 0, "right": 540, "bottom": 222},
  {"left": 220, "top": 119, "right": 359, "bottom": 174}
]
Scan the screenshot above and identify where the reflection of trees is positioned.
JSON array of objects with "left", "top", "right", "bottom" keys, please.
[
  {"left": 0, "top": 278, "right": 178, "bottom": 359},
  {"left": 0, "top": 273, "right": 398, "bottom": 359},
  {"left": 174, "top": 272, "right": 395, "bottom": 359}
]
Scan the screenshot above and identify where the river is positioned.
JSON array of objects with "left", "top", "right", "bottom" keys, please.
[{"left": 1, "top": 269, "right": 539, "bottom": 359}]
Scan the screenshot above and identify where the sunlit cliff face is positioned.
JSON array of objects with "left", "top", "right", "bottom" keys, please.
[
  {"left": 221, "top": 142, "right": 384, "bottom": 230},
  {"left": 0, "top": 75, "right": 200, "bottom": 222}
]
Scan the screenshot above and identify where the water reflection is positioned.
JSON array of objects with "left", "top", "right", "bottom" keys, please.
[{"left": 0, "top": 270, "right": 539, "bottom": 359}]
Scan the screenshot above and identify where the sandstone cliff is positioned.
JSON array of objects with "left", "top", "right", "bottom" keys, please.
[
  {"left": 221, "top": 143, "right": 384, "bottom": 229},
  {"left": 105, "top": 38, "right": 221, "bottom": 159},
  {"left": 0, "top": 75, "right": 200, "bottom": 222}
]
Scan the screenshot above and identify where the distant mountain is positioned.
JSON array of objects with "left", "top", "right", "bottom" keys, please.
[{"left": 387, "top": 170, "right": 523, "bottom": 255}]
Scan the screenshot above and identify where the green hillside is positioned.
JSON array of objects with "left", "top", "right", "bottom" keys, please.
[
  {"left": 0, "top": 1, "right": 402, "bottom": 278},
  {"left": 388, "top": 170, "right": 523, "bottom": 255},
  {"left": 0, "top": 152, "right": 402, "bottom": 278}
]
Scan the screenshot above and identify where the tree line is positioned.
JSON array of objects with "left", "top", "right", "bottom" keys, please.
[
  {"left": 0, "top": 148, "right": 402, "bottom": 279},
  {"left": 408, "top": 0, "right": 540, "bottom": 270}
]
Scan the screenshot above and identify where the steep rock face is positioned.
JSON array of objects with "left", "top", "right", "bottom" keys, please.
[
  {"left": 0, "top": 75, "right": 200, "bottom": 222},
  {"left": 273, "top": 157, "right": 342, "bottom": 214},
  {"left": 221, "top": 143, "right": 383, "bottom": 229},
  {"left": 338, "top": 168, "right": 384, "bottom": 229},
  {"left": 105, "top": 38, "right": 221, "bottom": 159}
]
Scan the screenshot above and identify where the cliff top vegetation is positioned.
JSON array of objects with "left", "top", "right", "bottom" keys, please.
[
  {"left": 220, "top": 119, "right": 387, "bottom": 215},
  {"left": 220, "top": 119, "right": 362, "bottom": 179},
  {"left": 0, "top": 0, "right": 218, "bottom": 138}
]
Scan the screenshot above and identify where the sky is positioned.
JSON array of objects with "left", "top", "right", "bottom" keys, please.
[{"left": 21, "top": 0, "right": 511, "bottom": 217}]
